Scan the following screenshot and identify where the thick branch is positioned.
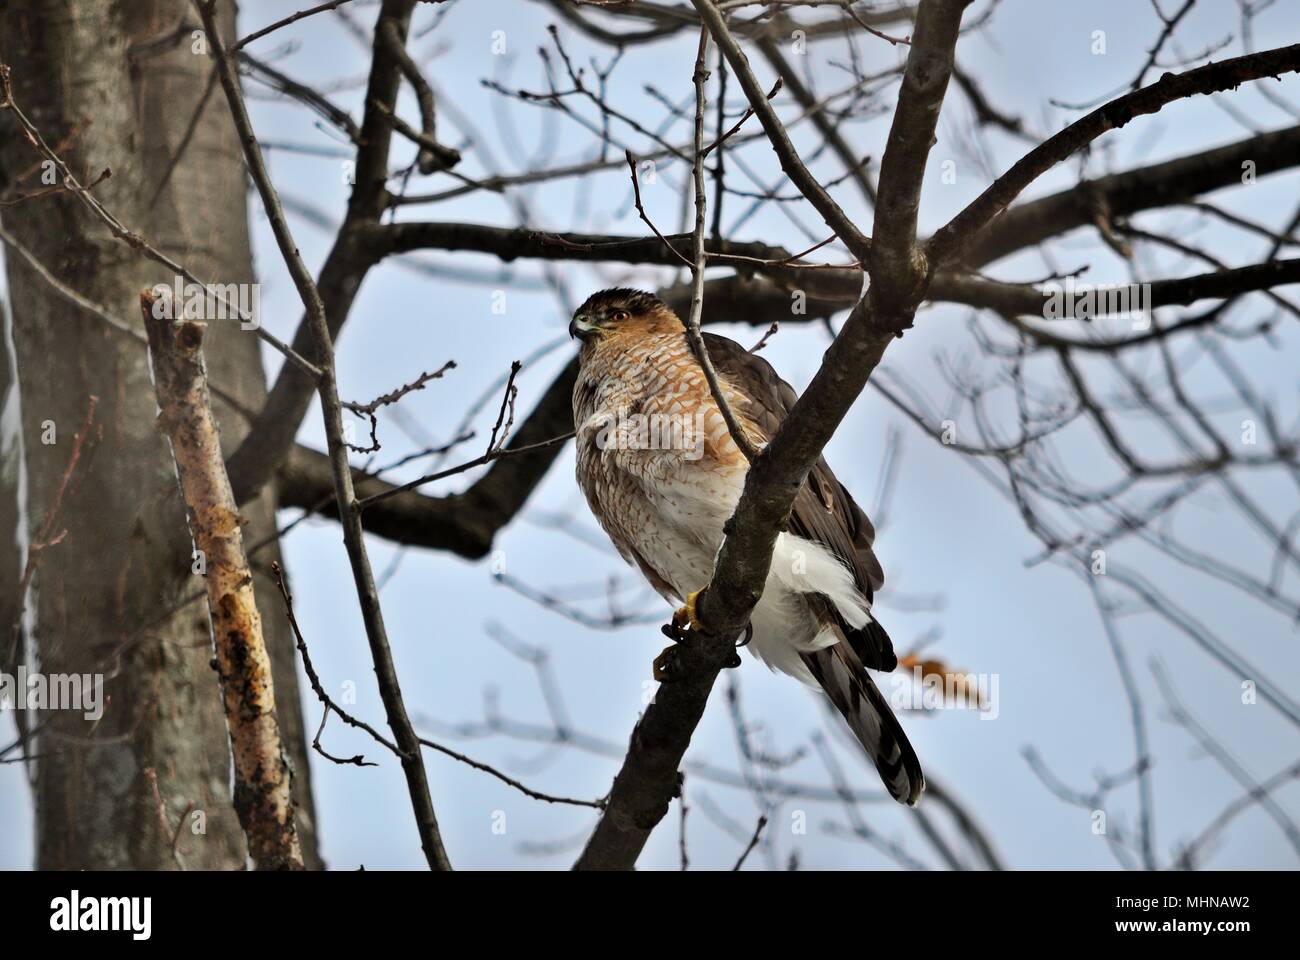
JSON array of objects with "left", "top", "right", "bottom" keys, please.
[
  {"left": 378, "top": 19, "right": 460, "bottom": 173},
  {"left": 755, "top": 36, "right": 877, "bottom": 207},
  {"left": 198, "top": 0, "right": 452, "bottom": 872},
  {"left": 369, "top": 122, "right": 1300, "bottom": 317},
  {"left": 574, "top": 0, "right": 969, "bottom": 871},
  {"left": 142, "top": 291, "right": 303, "bottom": 871},
  {"left": 225, "top": 0, "right": 419, "bottom": 505},
  {"left": 968, "top": 123, "right": 1300, "bottom": 269},
  {"left": 928, "top": 43, "right": 1300, "bottom": 267},
  {"left": 372, "top": 220, "right": 796, "bottom": 268},
  {"left": 932, "top": 258, "right": 1300, "bottom": 317},
  {"left": 869, "top": 0, "right": 969, "bottom": 304}
]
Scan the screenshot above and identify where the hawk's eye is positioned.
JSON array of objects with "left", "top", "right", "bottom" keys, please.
[{"left": 610, "top": 310, "right": 630, "bottom": 323}]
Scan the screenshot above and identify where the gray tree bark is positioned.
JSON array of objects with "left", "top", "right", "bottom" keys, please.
[{"left": 0, "top": 0, "right": 320, "bottom": 869}]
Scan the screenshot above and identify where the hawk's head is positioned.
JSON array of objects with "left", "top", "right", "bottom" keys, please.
[{"left": 569, "top": 288, "right": 673, "bottom": 344}]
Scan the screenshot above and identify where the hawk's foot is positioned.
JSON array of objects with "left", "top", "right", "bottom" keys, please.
[
  {"left": 654, "top": 640, "right": 741, "bottom": 681},
  {"left": 654, "top": 590, "right": 744, "bottom": 681},
  {"left": 670, "top": 589, "right": 706, "bottom": 639},
  {"left": 653, "top": 644, "right": 679, "bottom": 683},
  {"left": 655, "top": 590, "right": 705, "bottom": 681}
]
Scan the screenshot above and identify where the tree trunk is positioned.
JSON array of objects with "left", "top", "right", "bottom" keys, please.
[{"left": 0, "top": 0, "right": 320, "bottom": 869}]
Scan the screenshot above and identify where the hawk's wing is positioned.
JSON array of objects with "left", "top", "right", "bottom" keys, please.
[
  {"left": 703, "top": 333, "right": 896, "bottom": 672},
  {"left": 705, "top": 332, "right": 923, "bottom": 805}
]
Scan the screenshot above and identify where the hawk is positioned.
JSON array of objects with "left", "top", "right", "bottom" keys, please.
[{"left": 569, "top": 288, "right": 924, "bottom": 805}]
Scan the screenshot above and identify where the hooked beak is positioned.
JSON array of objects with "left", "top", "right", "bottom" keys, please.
[{"left": 569, "top": 314, "right": 600, "bottom": 342}]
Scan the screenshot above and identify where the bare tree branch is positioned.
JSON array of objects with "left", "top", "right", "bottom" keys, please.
[
  {"left": 574, "top": 0, "right": 970, "bottom": 870},
  {"left": 196, "top": 0, "right": 453, "bottom": 871},
  {"left": 142, "top": 290, "right": 303, "bottom": 871},
  {"left": 928, "top": 43, "right": 1300, "bottom": 267}
]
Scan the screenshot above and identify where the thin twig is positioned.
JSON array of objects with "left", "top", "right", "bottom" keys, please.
[
  {"left": 232, "top": 0, "right": 359, "bottom": 52},
  {"left": 487, "top": 361, "right": 523, "bottom": 455},
  {"left": 271, "top": 561, "right": 400, "bottom": 763},
  {"left": 196, "top": 0, "right": 452, "bottom": 872},
  {"left": 418, "top": 737, "right": 607, "bottom": 809},
  {"left": 357, "top": 432, "right": 575, "bottom": 510},
  {"left": 0, "top": 63, "right": 323, "bottom": 380},
  {"left": 732, "top": 815, "right": 768, "bottom": 870},
  {"left": 378, "top": 19, "right": 461, "bottom": 173},
  {"left": 683, "top": 26, "right": 761, "bottom": 463}
]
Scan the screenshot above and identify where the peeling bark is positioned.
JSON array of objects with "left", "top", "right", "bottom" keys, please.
[
  {"left": 142, "top": 291, "right": 302, "bottom": 871},
  {"left": 0, "top": 0, "right": 319, "bottom": 869}
]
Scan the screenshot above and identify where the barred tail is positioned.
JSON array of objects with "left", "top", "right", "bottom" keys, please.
[{"left": 803, "top": 638, "right": 924, "bottom": 806}]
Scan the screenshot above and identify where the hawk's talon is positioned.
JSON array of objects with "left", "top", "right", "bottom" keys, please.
[
  {"left": 653, "top": 644, "right": 679, "bottom": 683},
  {"left": 655, "top": 590, "right": 743, "bottom": 680},
  {"left": 670, "top": 589, "right": 706, "bottom": 639},
  {"left": 657, "top": 590, "right": 707, "bottom": 680}
]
